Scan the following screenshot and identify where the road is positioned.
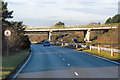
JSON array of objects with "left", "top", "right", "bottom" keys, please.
[{"left": 17, "top": 44, "right": 118, "bottom": 78}]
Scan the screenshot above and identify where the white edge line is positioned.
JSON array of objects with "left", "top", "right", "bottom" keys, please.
[
  {"left": 12, "top": 50, "right": 32, "bottom": 79},
  {"left": 78, "top": 51, "right": 120, "bottom": 65}
]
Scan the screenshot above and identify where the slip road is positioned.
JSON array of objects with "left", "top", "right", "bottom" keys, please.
[{"left": 17, "top": 44, "right": 118, "bottom": 78}]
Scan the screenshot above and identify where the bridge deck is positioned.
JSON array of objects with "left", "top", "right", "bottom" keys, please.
[{"left": 25, "top": 27, "right": 117, "bottom": 32}]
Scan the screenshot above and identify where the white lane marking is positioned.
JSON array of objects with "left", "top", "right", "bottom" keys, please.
[
  {"left": 67, "top": 63, "right": 70, "bottom": 66},
  {"left": 74, "top": 72, "right": 79, "bottom": 76},
  {"left": 62, "top": 59, "right": 65, "bottom": 61}
]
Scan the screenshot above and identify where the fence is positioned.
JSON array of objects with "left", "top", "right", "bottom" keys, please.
[{"left": 52, "top": 42, "right": 120, "bottom": 53}]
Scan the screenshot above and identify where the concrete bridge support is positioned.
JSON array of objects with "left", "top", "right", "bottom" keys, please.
[
  {"left": 84, "top": 29, "right": 91, "bottom": 41},
  {"left": 48, "top": 31, "right": 52, "bottom": 41}
]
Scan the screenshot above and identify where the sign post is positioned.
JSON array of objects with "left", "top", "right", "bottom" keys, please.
[
  {"left": 7, "top": 37, "right": 9, "bottom": 56},
  {"left": 4, "top": 30, "right": 11, "bottom": 56}
]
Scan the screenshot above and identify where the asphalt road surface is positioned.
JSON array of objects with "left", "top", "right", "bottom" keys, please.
[{"left": 17, "top": 44, "right": 118, "bottom": 78}]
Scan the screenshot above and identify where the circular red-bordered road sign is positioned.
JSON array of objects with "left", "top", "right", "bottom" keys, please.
[{"left": 4, "top": 30, "right": 11, "bottom": 37}]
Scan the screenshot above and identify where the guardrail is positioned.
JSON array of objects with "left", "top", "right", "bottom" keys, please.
[
  {"left": 52, "top": 42, "right": 120, "bottom": 53},
  {"left": 89, "top": 46, "right": 119, "bottom": 53}
]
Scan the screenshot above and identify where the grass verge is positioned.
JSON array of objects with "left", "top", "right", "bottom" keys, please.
[
  {"left": 64, "top": 45, "right": 120, "bottom": 63},
  {"left": 82, "top": 49, "right": 120, "bottom": 63},
  {"left": 2, "top": 49, "right": 30, "bottom": 79}
]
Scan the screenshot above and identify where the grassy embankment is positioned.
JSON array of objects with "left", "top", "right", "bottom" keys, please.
[
  {"left": 63, "top": 45, "right": 120, "bottom": 63},
  {"left": 1, "top": 49, "right": 30, "bottom": 79},
  {"left": 68, "top": 23, "right": 119, "bottom": 28}
]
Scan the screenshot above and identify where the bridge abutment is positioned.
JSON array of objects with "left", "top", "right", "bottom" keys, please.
[
  {"left": 84, "top": 29, "right": 91, "bottom": 41},
  {"left": 48, "top": 31, "right": 52, "bottom": 41}
]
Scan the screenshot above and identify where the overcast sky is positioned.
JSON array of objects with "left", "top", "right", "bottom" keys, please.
[{"left": 5, "top": 0, "right": 119, "bottom": 27}]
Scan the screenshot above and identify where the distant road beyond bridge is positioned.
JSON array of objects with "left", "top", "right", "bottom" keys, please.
[{"left": 25, "top": 26, "right": 117, "bottom": 41}]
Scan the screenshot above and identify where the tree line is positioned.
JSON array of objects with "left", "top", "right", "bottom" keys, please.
[
  {"left": 51, "top": 21, "right": 65, "bottom": 28},
  {"left": 105, "top": 14, "right": 120, "bottom": 24},
  {"left": 2, "top": 1, "right": 31, "bottom": 56}
]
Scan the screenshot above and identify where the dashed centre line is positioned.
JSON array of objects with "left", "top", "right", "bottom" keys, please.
[
  {"left": 67, "top": 63, "right": 70, "bottom": 66},
  {"left": 62, "top": 59, "right": 65, "bottom": 61},
  {"left": 74, "top": 72, "right": 79, "bottom": 76}
]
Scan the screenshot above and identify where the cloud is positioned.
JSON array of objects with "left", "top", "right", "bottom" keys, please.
[
  {"left": 8, "top": 2, "right": 25, "bottom": 5},
  {"left": 63, "top": 7, "right": 116, "bottom": 16},
  {"left": 62, "top": 0, "right": 118, "bottom": 16},
  {"left": 4, "top": 0, "right": 118, "bottom": 27}
]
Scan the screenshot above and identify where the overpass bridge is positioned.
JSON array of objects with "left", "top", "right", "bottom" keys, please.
[{"left": 25, "top": 26, "right": 117, "bottom": 41}]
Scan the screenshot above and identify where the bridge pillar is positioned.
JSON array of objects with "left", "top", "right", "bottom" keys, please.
[
  {"left": 48, "top": 31, "right": 52, "bottom": 41},
  {"left": 84, "top": 29, "right": 91, "bottom": 41}
]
